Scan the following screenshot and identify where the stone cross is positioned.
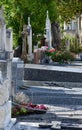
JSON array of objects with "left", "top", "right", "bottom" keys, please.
[{"left": 21, "top": 25, "right": 28, "bottom": 63}]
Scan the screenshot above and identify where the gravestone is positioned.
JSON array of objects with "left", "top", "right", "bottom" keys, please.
[
  {"left": 12, "top": 57, "right": 24, "bottom": 93},
  {"left": 27, "top": 17, "right": 33, "bottom": 62},
  {"left": 6, "top": 29, "right": 13, "bottom": 52},
  {"left": 0, "top": 7, "right": 16, "bottom": 130},
  {"left": 34, "top": 49, "right": 40, "bottom": 64},
  {"left": 45, "top": 10, "right": 52, "bottom": 48}
]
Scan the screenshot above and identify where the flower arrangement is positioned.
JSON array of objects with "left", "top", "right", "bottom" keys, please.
[
  {"left": 45, "top": 48, "right": 75, "bottom": 64},
  {"left": 12, "top": 103, "right": 48, "bottom": 117},
  {"left": 12, "top": 92, "right": 48, "bottom": 117},
  {"left": 51, "top": 51, "right": 75, "bottom": 63},
  {"left": 45, "top": 48, "right": 55, "bottom": 57}
]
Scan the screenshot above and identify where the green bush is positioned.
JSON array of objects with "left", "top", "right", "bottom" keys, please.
[
  {"left": 51, "top": 50, "right": 75, "bottom": 63},
  {"left": 78, "top": 45, "right": 82, "bottom": 53},
  {"left": 70, "top": 42, "right": 80, "bottom": 54},
  {"left": 61, "top": 36, "right": 81, "bottom": 54}
]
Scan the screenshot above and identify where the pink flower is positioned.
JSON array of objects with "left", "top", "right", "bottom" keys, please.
[
  {"left": 35, "top": 104, "right": 48, "bottom": 110},
  {"left": 48, "top": 48, "right": 55, "bottom": 53},
  {"left": 41, "top": 46, "right": 48, "bottom": 51},
  {"left": 27, "top": 103, "right": 37, "bottom": 108}
]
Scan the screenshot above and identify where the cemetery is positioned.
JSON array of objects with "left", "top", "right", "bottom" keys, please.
[{"left": 0, "top": 1, "right": 82, "bottom": 130}]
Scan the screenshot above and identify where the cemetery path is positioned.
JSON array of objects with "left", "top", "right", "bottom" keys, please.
[{"left": 12, "top": 81, "right": 82, "bottom": 130}]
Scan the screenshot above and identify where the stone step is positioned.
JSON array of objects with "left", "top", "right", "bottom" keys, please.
[
  {"left": 30, "top": 96, "right": 82, "bottom": 105},
  {"left": 29, "top": 93, "right": 82, "bottom": 98},
  {"left": 26, "top": 91, "right": 82, "bottom": 97},
  {"left": 19, "top": 84, "right": 82, "bottom": 106},
  {"left": 23, "top": 80, "right": 82, "bottom": 88}
]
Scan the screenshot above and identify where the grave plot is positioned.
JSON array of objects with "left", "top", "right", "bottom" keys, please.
[{"left": 11, "top": 74, "right": 82, "bottom": 129}]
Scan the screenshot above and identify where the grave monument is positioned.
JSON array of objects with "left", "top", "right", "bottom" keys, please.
[
  {"left": 21, "top": 25, "right": 28, "bottom": 63},
  {"left": 27, "top": 17, "right": 33, "bottom": 62},
  {"left": 45, "top": 10, "right": 52, "bottom": 48},
  {"left": 0, "top": 7, "right": 16, "bottom": 130}
]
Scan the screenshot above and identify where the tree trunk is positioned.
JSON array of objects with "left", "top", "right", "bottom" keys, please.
[{"left": 51, "top": 22, "right": 61, "bottom": 49}]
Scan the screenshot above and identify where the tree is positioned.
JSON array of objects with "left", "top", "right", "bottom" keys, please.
[
  {"left": 0, "top": 0, "right": 58, "bottom": 47},
  {"left": 56, "top": 0, "right": 82, "bottom": 23},
  {"left": 26, "top": 0, "right": 58, "bottom": 43}
]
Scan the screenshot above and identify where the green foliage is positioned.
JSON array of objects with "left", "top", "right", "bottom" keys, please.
[
  {"left": 1, "top": 0, "right": 82, "bottom": 47},
  {"left": 45, "top": 46, "right": 75, "bottom": 64},
  {"left": 70, "top": 40, "right": 82, "bottom": 54},
  {"left": 61, "top": 38, "right": 67, "bottom": 51},
  {"left": 56, "top": 0, "right": 82, "bottom": 23},
  {"left": 51, "top": 50, "right": 75, "bottom": 63},
  {"left": 20, "top": 107, "right": 27, "bottom": 114},
  {"left": 26, "top": 0, "right": 58, "bottom": 43},
  {"left": 61, "top": 35, "right": 82, "bottom": 54},
  {"left": 61, "top": 35, "right": 80, "bottom": 54},
  {"left": 70, "top": 42, "right": 79, "bottom": 54},
  {"left": 0, "top": 0, "right": 58, "bottom": 47},
  {"left": 78, "top": 45, "right": 82, "bottom": 53}
]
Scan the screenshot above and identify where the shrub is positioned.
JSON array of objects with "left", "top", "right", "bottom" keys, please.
[
  {"left": 70, "top": 42, "right": 80, "bottom": 54},
  {"left": 51, "top": 50, "right": 75, "bottom": 63}
]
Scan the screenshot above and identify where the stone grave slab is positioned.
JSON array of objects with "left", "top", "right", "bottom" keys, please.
[
  {"left": 12, "top": 122, "right": 50, "bottom": 130},
  {"left": 24, "top": 64, "right": 82, "bottom": 82},
  {"left": 61, "top": 123, "right": 82, "bottom": 130},
  {"left": 12, "top": 57, "right": 24, "bottom": 93}
]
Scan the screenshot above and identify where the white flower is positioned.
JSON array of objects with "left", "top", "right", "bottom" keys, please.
[{"left": 14, "top": 92, "right": 29, "bottom": 104}]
